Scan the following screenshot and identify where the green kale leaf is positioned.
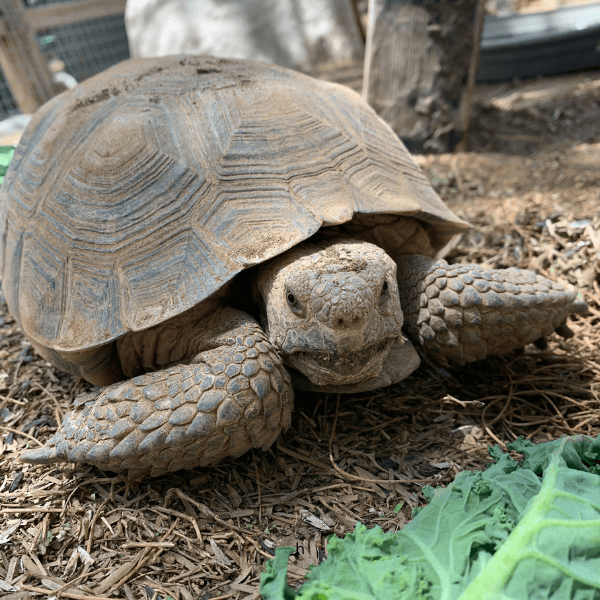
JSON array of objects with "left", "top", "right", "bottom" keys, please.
[
  {"left": 260, "top": 434, "right": 600, "bottom": 600},
  {"left": 0, "top": 145, "right": 15, "bottom": 185}
]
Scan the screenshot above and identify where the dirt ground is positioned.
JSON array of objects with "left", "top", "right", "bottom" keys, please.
[{"left": 1, "top": 69, "right": 599, "bottom": 600}]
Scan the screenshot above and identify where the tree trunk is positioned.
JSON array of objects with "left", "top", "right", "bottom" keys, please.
[{"left": 363, "top": 0, "right": 482, "bottom": 153}]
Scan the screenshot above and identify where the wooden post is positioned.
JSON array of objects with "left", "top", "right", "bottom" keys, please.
[
  {"left": 0, "top": 0, "right": 57, "bottom": 114},
  {"left": 26, "top": 0, "right": 127, "bottom": 31},
  {"left": 456, "top": 0, "right": 486, "bottom": 152},
  {"left": 363, "top": 0, "right": 480, "bottom": 153}
]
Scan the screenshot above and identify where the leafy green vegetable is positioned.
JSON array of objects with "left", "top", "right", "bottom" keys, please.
[
  {"left": 260, "top": 434, "right": 600, "bottom": 600},
  {"left": 0, "top": 145, "right": 15, "bottom": 185},
  {"left": 262, "top": 547, "right": 303, "bottom": 600}
]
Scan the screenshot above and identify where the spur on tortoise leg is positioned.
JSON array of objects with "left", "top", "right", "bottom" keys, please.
[{"left": 0, "top": 55, "right": 586, "bottom": 478}]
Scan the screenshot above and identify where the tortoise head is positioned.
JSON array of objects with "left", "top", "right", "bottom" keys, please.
[{"left": 255, "top": 239, "right": 403, "bottom": 386}]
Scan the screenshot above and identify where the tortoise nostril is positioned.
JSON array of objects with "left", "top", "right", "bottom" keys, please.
[{"left": 338, "top": 318, "right": 344, "bottom": 326}]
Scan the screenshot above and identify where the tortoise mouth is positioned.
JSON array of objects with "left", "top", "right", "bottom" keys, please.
[{"left": 286, "top": 336, "right": 396, "bottom": 386}]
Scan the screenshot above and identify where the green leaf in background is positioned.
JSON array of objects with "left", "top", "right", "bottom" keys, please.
[
  {"left": 260, "top": 546, "right": 298, "bottom": 600},
  {"left": 260, "top": 434, "right": 600, "bottom": 600},
  {"left": 39, "top": 35, "right": 54, "bottom": 47},
  {"left": 0, "top": 145, "right": 15, "bottom": 186}
]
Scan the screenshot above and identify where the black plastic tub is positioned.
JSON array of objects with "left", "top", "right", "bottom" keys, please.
[{"left": 477, "top": 3, "right": 600, "bottom": 82}]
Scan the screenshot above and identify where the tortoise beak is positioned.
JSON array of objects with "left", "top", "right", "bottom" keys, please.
[{"left": 282, "top": 326, "right": 399, "bottom": 386}]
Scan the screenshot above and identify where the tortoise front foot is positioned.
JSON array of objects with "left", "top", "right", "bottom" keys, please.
[
  {"left": 20, "top": 311, "right": 293, "bottom": 478},
  {"left": 396, "top": 255, "right": 587, "bottom": 365}
]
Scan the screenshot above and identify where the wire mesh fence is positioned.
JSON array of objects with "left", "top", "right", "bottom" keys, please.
[
  {"left": 0, "top": 72, "right": 16, "bottom": 116},
  {"left": 0, "top": 0, "right": 130, "bottom": 120}
]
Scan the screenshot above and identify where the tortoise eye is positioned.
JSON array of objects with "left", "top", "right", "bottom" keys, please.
[
  {"left": 286, "top": 290, "right": 303, "bottom": 315},
  {"left": 379, "top": 280, "right": 389, "bottom": 303}
]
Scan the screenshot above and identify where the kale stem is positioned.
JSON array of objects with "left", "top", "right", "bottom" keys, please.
[{"left": 457, "top": 449, "right": 562, "bottom": 599}]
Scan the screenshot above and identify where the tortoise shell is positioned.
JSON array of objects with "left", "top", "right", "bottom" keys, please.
[{"left": 0, "top": 55, "right": 467, "bottom": 357}]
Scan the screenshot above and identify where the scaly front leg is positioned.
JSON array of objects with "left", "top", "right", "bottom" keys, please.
[
  {"left": 395, "top": 256, "right": 587, "bottom": 365},
  {"left": 20, "top": 308, "right": 293, "bottom": 478}
]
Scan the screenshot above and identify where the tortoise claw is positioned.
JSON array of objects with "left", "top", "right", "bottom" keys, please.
[
  {"left": 573, "top": 297, "right": 590, "bottom": 315},
  {"left": 20, "top": 444, "right": 65, "bottom": 465},
  {"left": 554, "top": 323, "right": 575, "bottom": 339}
]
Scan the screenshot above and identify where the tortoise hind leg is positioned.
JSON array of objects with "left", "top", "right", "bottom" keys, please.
[
  {"left": 20, "top": 308, "right": 293, "bottom": 479},
  {"left": 395, "top": 255, "right": 587, "bottom": 365}
]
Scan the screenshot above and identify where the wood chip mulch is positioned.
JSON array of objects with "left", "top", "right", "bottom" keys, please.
[{"left": 1, "top": 122, "right": 599, "bottom": 600}]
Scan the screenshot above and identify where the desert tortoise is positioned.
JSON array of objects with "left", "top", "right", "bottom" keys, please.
[{"left": 0, "top": 56, "right": 584, "bottom": 478}]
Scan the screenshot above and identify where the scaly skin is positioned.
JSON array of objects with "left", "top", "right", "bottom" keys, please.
[
  {"left": 20, "top": 240, "right": 585, "bottom": 477},
  {"left": 21, "top": 308, "right": 293, "bottom": 478},
  {"left": 396, "top": 255, "right": 587, "bottom": 364}
]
